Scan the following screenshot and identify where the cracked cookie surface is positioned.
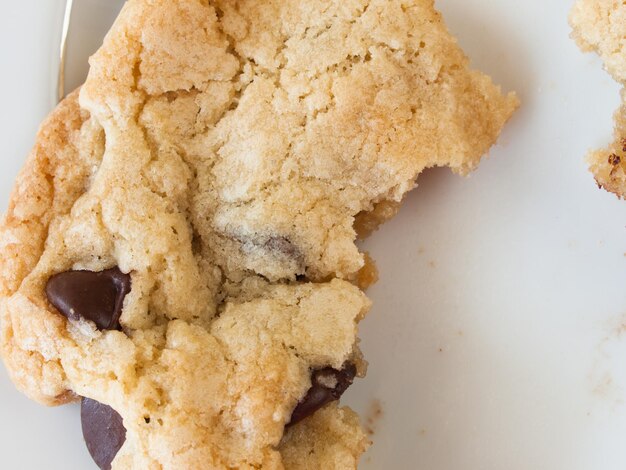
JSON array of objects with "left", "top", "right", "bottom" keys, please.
[
  {"left": 571, "top": 0, "right": 626, "bottom": 198},
  {"left": 0, "top": 0, "right": 517, "bottom": 468}
]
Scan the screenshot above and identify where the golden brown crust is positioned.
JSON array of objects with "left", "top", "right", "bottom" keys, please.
[
  {"left": 0, "top": 91, "right": 96, "bottom": 405},
  {"left": 0, "top": 91, "right": 90, "bottom": 297}
]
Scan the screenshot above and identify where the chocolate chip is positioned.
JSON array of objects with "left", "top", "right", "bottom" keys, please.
[
  {"left": 264, "top": 236, "right": 301, "bottom": 260},
  {"left": 46, "top": 267, "right": 131, "bottom": 331},
  {"left": 288, "top": 363, "right": 357, "bottom": 426},
  {"left": 236, "top": 234, "right": 305, "bottom": 274},
  {"left": 609, "top": 153, "right": 621, "bottom": 166},
  {"left": 81, "top": 398, "right": 127, "bottom": 470}
]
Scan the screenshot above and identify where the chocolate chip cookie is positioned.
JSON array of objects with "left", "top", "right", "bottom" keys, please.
[
  {"left": 0, "top": 0, "right": 517, "bottom": 468},
  {"left": 571, "top": 0, "right": 626, "bottom": 198}
]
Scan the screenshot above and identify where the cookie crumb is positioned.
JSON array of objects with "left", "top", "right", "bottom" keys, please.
[
  {"left": 364, "top": 399, "right": 383, "bottom": 436},
  {"left": 570, "top": 1, "right": 626, "bottom": 198},
  {"left": 588, "top": 312, "right": 626, "bottom": 408}
]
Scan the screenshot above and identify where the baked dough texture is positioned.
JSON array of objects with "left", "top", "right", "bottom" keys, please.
[
  {"left": 0, "top": 0, "right": 517, "bottom": 468},
  {"left": 571, "top": 0, "right": 626, "bottom": 198}
]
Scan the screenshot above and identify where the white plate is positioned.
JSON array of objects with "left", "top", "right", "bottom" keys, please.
[{"left": 1, "top": 1, "right": 626, "bottom": 469}]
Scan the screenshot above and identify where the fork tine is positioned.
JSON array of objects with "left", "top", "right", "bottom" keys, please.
[{"left": 58, "top": 0, "right": 74, "bottom": 103}]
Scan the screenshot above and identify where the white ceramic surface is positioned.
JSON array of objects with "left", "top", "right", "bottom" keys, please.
[{"left": 1, "top": 1, "right": 626, "bottom": 469}]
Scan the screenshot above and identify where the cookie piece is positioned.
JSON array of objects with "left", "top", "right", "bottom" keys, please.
[
  {"left": 0, "top": 85, "right": 370, "bottom": 470},
  {"left": 570, "top": 0, "right": 626, "bottom": 83},
  {"left": 0, "top": 0, "right": 517, "bottom": 468},
  {"left": 279, "top": 403, "right": 369, "bottom": 469},
  {"left": 587, "top": 93, "right": 626, "bottom": 198},
  {"left": 570, "top": 0, "right": 626, "bottom": 198}
]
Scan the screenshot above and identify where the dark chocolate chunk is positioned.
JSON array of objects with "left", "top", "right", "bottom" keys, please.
[
  {"left": 609, "top": 153, "right": 621, "bottom": 166},
  {"left": 288, "top": 363, "right": 357, "bottom": 426},
  {"left": 46, "top": 267, "right": 131, "bottom": 331},
  {"left": 81, "top": 398, "right": 127, "bottom": 470},
  {"left": 261, "top": 236, "right": 306, "bottom": 274},
  {"left": 236, "top": 234, "right": 305, "bottom": 272}
]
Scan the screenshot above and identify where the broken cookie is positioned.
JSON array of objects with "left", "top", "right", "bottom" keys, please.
[{"left": 0, "top": 0, "right": 516, "bottom": 468}]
